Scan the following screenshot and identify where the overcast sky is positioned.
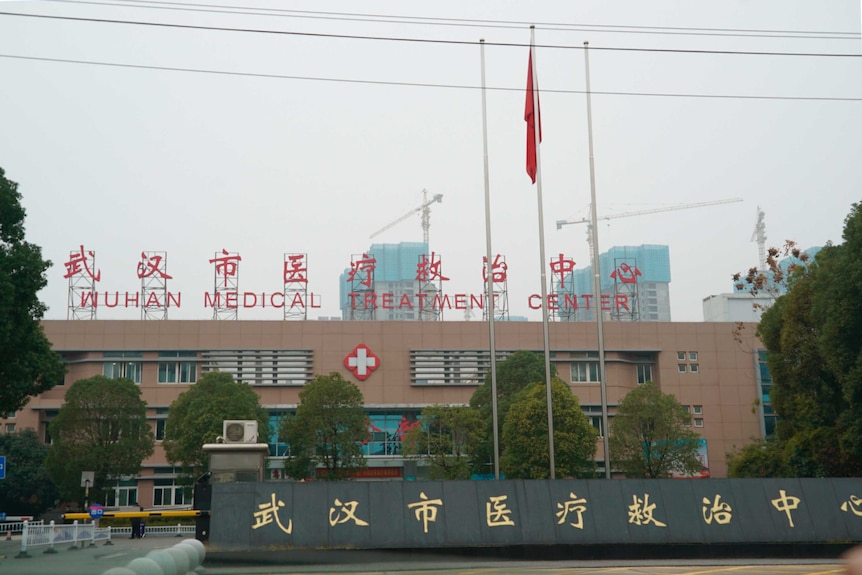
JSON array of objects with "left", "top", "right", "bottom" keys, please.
[{"left": 1, "top": 0, "right": 860, "bottom": 322}]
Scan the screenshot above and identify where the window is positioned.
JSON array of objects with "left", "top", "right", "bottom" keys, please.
[
  {"left": 582, "top": 406, "right": 606, "bottom": 438},
  {"left": 694, "top": 418, "right": 704, "bottom": 427},
  {"left": 1, "top": 411, "right": 15, "bottom": 419},
  {"left": 158, "top": 352, "right": 198, "bottom": 384},
  {"left": 365, "top": 412, "right": 419, "bottom": 457},
  {"left": 677, "top": 352, "right": 686, "bottom": 361},
  {"left": 636, "top": 364, "right": 653, "bottom": 384},
  {"left": 153, "top": 479, "right": 187, "bottom": 507},
  {"left": 155, "top": 419, "right": 166, "bottom": 441},
  {"left": 693, "top": 405, "right": 703, "bottom": 415},
  {"left": 569, "top": 352, "right": 600, "bottom": 383},
  {"left": 4, "top": 423, "right": 14, "bottom": 434},
  {"left": 571, "top": 361, "right": 600, "bottom": 383},
  {"left": 103, "top": 352, "right": 144, "bottom": 383},
  {"left": 689, "top": 352, "right": 698, "bottom": 361},
  {"left": 690, "top": 364, "right": 699, "bottom": 373},
  {"left": 105, "top": 481, "right": 137, "bottom": 507},
  {"left": 677, "top": 364, "right": 687, "bottom": 373}
]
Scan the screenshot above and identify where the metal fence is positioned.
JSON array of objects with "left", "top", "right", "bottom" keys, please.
[
  {"left": 110, "top": 524, "right": 195, "bottom": 538},
  {"left": 14, "top": 520, "right": 195, "bottom": 556},
  {"left": 1, "top": 519, "right": 43, "bottom": 537},
  {"left": 16, "top": 520, "right": 105, "bottom": 557}
]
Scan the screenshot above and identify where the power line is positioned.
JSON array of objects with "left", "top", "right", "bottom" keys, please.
[
  {"left": 42, "top": 0, "right": 862, "bottom": 41},
  {"left": 1, "top": 10, "right": 860, "bottom": 58},
  {"left": 2, "top": 52, "right": 860, "bottom": 102}
]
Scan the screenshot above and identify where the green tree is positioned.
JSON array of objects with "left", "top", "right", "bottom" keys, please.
[
  {"left": 744, "top": 203, "right": 862, "bottom": 477},
  {"left": 0, "top": 167, "right": 65, "bottom": 414},
  {"left": 279, "top": 372, "right": 368, "bottom": 481},
  {"left": 501, "top": 378, "right": 597, "bottom": 479},
  {"left": 469, "top": 350, "right": 555, "bottom": 474},
  {"left": 809, "top": 202, "right": 862, "bottom": 474},
  {"left": 402, "top": 405, "right": 484, "bottom": 480},
  {"left": 45, "top": 376, "right": 154, "bottom": 505},
  {"left": 608, "top": 382, "right": 701, "bottom": 478},
  {"left": 726, "top": 438, "right": 788, "bottom": 478},
  {"left": 0, "top": 429, "right": 60, "bottom": 516},
  {"left": 163, "top": 372, "right": 268, "bottom": 479}
]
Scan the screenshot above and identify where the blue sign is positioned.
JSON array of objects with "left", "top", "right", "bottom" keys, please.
[
  {"left": 0, "top": 455, "right": 5, "bottom": 480},
  {"left": 88, "top": 504, "right": 104, "bottom": 519}
]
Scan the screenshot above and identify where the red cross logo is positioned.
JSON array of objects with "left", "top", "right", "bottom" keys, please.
[{"left": 344, "top": 344, "right": 380, "bottom": 381}]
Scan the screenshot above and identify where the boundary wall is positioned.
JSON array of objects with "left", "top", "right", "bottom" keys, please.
[{"left": 208, "top": 478, "right": 862, "bottom": 550}]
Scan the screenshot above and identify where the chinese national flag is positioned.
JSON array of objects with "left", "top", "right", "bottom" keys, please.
[{"left": 525, "top": 49, "right": 542, "bottom": 184}]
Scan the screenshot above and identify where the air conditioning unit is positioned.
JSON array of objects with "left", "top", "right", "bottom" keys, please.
[{"left": 222, "top": 420, "right": 258, "bottom": 444}]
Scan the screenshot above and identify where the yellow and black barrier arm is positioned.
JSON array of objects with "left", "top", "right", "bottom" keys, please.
[{"left": 63, "top": 509, "right": 209, "bottom": 521}]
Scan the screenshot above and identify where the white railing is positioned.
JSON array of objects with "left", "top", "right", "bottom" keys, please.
[
  {"left": 112, "top": 524, "right": 195, "bottom": 537},
  {"left": 16, "top": 520, "right": 101, "bottom": 557},
  {"left": 1, "top": 519, "right": 44, "bottom": 536},
  {"left": 15, "top": 520, "right": 195, "bottom": 557}
]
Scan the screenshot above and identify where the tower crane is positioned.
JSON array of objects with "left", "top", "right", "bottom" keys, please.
[
  {"left": 369, "top": 189, "right": 443, "bottom": 245},
  {"left": 555, "top": 197, "right": 744, "bottom": 255},
  {"left": 751, "top": 206, "right": 767, "bottom": 272}
]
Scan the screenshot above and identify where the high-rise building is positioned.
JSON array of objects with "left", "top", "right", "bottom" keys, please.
[
  {"left": 557, "top": 244, "right": 671, "bottom": 322},
  {"left": 339, "top": 242, "right": 441, "bottom": 321}
]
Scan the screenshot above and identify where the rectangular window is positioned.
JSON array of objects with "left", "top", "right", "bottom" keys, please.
[
  {"left": 103, "top": 352, "right": 144, "bottom": 383},
  {"left": 677, "top": 351, "right": 686, "bottom": 361},
  {"left": 158, "top": 352, "right": 198, "bottom": 384},
  {"left": 1, "top": 411, "right": 16, "bottom": 419},
  {"left": 690, "top": 364, "right": 699, "bottom": 373},
  {"left": 105, "top": 483, "right": 137, "bottom": 508},
  {"left": 693, "top": 405, "right": 703, "bottom": 415},
  {"left": 636, "top": 364, "right": 653, "bottom": 384},
  {"left": 5, "top": 423, "right": 15, "bottom": 434},
  {"left": 582, "top": 406, "right": 606, "bottom": 438},
  {"left": 689, "top": 352, "right": 698, "bottom": 361},
  {"left": 571, "top": 361, "right": 600, "bottom": 383},
  {"left": 677, "top": 364, "right": 687, "bottom": 373},
  {"left": 155, "top": 419, "right": 166, "bottom": 441},
  {"left": 153, "top": 479, "right": 187, "bottom": 507},
  {"left": 694, "top": 418, "right": 704, "bottom": 428}
]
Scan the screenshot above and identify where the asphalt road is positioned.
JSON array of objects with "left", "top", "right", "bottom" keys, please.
[{"left": 0, "top": 534, "right": 852, "bottom": 575}]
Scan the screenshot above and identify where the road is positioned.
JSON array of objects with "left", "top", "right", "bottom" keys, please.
[{"left": 0, "top": 534, "right": 851, "bottom": 575}]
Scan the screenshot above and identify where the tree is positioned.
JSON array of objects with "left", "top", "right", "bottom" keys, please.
[
  {"left": 746, "top": 203, "right": 862, "bottom": 476},
  {"left": 0, "top": 429, "right": 59, "bottom": 517},
  {"left": 726, "top": 438, "right": 787, "bottom": 478},
  {"left": 469, "top": 350, "right": 555, "bottom": 474},
  {"left": 608, "top": 382, "right": 702, "bottom": 479},
  {"left": 279, "top": 372, "right": 369, "bottom": 481},
  {"left": 45, "top": 376, "right": 154, "bottom": 505},
  {"left": 402, "top": 405, "right": 484, "bottom": 480},
  {"left": 0, "top": 167, "right": 65, "bottom": 414},
  {"left": 163, "top": 372, "right": 268, "bottom": 479},
  {"left": 501, "top": 378, "right": 597, "bottom": 479}
]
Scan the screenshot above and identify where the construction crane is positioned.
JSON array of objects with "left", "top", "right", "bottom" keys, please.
[
  {"left": 556, "top": 198, "right": 744, "bottom": 254},
  {"left": 369, "top": 189, "right": 443, "bottom": 245},
  {"left": 556, "top": 198, "right": 744, "bottom": 231},
  {"left": 751, "top": 206, "right": 767, "bottom": 272}
]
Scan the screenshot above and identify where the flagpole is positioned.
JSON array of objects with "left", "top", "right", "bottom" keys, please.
[
  {"left": 480, "top": 39, "right": 501, "bottom": 481},
  {"left": 584, "top": 41, "right": 612, "bottom": 479},
  {"left": 529, "top": 25, "right": 556, "bottom": 480}
]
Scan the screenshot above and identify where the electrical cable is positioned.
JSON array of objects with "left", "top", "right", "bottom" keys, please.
[
  {"left": 0, "top": 10, "right": 860, "bottom": 58},
  {"left": 2, "top": 52, "right": 859, "bottom": 102}
]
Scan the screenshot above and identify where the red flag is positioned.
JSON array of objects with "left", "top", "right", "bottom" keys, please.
[{"left": 525, "top": 48, "right": 542, "bottom": 184}]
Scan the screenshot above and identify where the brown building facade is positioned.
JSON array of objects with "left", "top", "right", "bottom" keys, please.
[{"left": 3, "top": 319, "right": 769, "bottom": 508}]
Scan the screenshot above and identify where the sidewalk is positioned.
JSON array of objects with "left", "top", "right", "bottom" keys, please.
[{"left": 0, "top": 533, "right": 188, "bottom": 575}]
